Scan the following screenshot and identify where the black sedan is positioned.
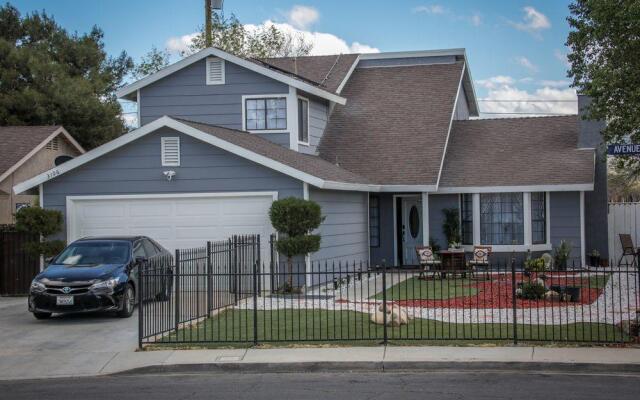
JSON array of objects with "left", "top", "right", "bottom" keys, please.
[{"left": 28, "top": 236, "right": 173, "bottom": 319}]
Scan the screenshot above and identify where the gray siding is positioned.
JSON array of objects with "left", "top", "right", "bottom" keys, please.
[
  {"left": 298, "top": 98, "right": 328, "bottom": 155},
  {"left": 453, "top": 84, "right": 470, "bottom": 120},
  {"left": 310, "top": 188, "right": 368, "bottom": 264},
  {"left": 370, "top": 193, "right": 395, "bottom": 266},
  {"left": 43, "top": 127, "right": 303, "bottom": 240},
  {"left": 139, "top": 59, "right": 290, "bottom": 147},
  {"left": 550, "top": 191, "right": 582, "bottom": 263},
  {"left": 429, "top": 194, "right": 459, "bottom": 250}
]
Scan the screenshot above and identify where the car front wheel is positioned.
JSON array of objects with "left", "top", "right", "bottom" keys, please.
[{"left": 117, "top": 284, "right": 135, "bottom": 318}]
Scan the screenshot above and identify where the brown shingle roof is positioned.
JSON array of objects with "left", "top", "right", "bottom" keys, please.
[
  {"left": 318, "top": 62, "right": 464, "bottom": 186},
  {"left": 0, "top": 126, "right": 62, "bottom": 178},
  {"left": 260, "top": 54, "right": 359, "bottom": 94},
  {"left": 439, "top": 116, "right": 594, "bottom": 188},
  {"left": 175, "top": 118, "right": 372, "bottom": 185}
]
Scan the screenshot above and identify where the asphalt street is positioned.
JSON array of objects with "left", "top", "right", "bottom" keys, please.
[{"left": 2, "top": 370, "right": 639, "bottom": 400}]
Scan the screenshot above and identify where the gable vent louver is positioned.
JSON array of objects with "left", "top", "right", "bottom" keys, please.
[
  {"left": 206, "top": 57, "right": 225, "bottom": 85},
  {"left": 161, "top": 137, "right": 180, "bottom": 166}
]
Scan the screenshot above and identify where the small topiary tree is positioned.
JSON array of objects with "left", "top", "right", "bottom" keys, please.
[
  {"left": 15, "top": 206, "right": 65, "bottom": 258},
  {"left": 269, "top": 197, "right": 324, "bottom": 289}
]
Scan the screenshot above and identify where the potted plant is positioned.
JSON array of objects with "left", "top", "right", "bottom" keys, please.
[
  {"left": 553, "top": 240, "right": 572, "bottom": 271},
  {"left": 442, "top": 208, "right": 461, "bottom": 250},
  {"left": 589, "top": 249, "right": 601, "bottom": 267}
]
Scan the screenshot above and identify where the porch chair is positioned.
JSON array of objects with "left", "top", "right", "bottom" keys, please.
[
  {"left": 618, "top": 234, "right": 639, "bottom": 268},
  {"left": 468, "top": 246, "right": 492, "bottom": 279},
  {"left": 415, "top": 246, "right": 442, "bottom": 279}
]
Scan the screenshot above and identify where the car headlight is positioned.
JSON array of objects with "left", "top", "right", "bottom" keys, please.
[
  {"left": 30, "top": 281, "right": 46, "bottom": 293},
  {"left": 89, "top": 277, "right": 120, "bottom": 291}
]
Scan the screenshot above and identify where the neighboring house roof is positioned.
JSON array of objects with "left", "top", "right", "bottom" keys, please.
[
  {"left": 116, "top": 47, "right": 347, "bottom": 105},
  {"left": 0, "top": 126, "right": 85, "bottom": 184},
  {"left": 13, "top": 117, "right": 377, "bottom": 195},
  {"left": 438, "top": 116, "right": 595, "bottom": 191},
  {"left": 318, "top": 62, "right": 465, "bottom": 188},
  {"left": 260, "top": 54, "right": 360, "bottom": 94}
]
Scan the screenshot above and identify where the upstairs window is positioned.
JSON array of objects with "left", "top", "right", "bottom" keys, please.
[
  {"left": 245, "top": 98, "right": 286, "bottom": 130},
  {"left": 161, "top": 137, "right": 180, "bottom": 166},
  {"left": 298, "top": 97, "right": 309, "bottom": 144},
  {"left": 206, "top": 57, "right": 225, "bottom": 85}
]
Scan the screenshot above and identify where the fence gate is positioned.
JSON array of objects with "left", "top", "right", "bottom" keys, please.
[{"left": 0, "top": 229, "right": 40, "bottom": 296}]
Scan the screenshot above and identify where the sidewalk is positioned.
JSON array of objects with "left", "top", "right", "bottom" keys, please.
[{"left": 1, "top": 346, "right": 639, "bottom": 381}]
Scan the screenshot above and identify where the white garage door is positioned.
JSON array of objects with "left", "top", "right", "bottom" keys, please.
[{"left": 67, "top": 193, "right": 275, "bottom": 259}]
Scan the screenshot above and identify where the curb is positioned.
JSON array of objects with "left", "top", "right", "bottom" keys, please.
[{"left": 115, "top": 361, "right": 640, "bottom": 376}]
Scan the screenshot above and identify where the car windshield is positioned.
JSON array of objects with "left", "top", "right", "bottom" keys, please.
[{"left": 53, "top": 241, "right": 131, "bottom": 266}]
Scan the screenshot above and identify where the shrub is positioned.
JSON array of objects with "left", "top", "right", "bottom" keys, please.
[
  {"left": 524, "top": 257, "right": 547, "bottom": 273},
  {"left": 553, "top": 240, "right": 572, "bottom": 270},
  {"left": 518, "top": 282, "right": 546, "bottom": 300},
  {"left": 15, "top": 206, "right": 65, "bottom": 257},
  {"left": 269, "top": 198, "right": 324, "bottom": 289}
]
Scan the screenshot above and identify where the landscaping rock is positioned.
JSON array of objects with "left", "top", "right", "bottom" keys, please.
[
  {"left": 370, "top": 304, "right": 409, "bottom": 326},
  {"left": 544, "top": 290, "right": 561, "bottom": 301}
]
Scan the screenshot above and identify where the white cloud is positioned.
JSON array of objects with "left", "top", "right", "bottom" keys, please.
[
  {"left": 554, "top": 49, "right": 571, "bottom": 68},
  {"left": 477, "top": 76, "right": 577, "bottom": 117},
  {"left": 166, "top": 32, "right": 199, "bottom": 54},
  {"left": 509, "top": 6, "right": 551, "bottom": 38},
  {"left": 515, "top": 56, "right": 538, "bottom": 73},
  {"left": 538, "top": 79, "right": 571, "bottom": 88},
  {"left": 470, "top": 13, "right": 482, "bottom": 27},
  {"left": 286, "top": 5, "right": 319, "bottom": 30},
  {"left": 476, "top": 75, "right": 515, "bottom": 89},
  {"left": 412, "top": 5, "right": 446, "bottom": 14}
]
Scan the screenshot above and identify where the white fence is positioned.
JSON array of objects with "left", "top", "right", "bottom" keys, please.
[{"left": 608, "top": 202, "right": 640, "bottom": 264}]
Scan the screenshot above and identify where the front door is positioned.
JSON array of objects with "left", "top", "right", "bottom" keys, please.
[{"left": 401, "top": 197, "right": 422, "bottom": 265}]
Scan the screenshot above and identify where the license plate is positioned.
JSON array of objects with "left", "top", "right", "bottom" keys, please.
[{"left": 56, "top": 296, "right": 74, "bottom": 306}]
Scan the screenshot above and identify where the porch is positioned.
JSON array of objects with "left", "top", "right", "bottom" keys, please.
[{"left": 368, "top": 191, "right": 589, "bottom": 268}]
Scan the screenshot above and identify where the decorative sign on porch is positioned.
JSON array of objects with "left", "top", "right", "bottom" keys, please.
[{"left": 607, "top": 144, "right": 640, "bottom": 156}]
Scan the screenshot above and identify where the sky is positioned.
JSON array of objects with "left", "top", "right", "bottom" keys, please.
[{"left": 12, "top": 0, "right": 578, "bottom": 118}]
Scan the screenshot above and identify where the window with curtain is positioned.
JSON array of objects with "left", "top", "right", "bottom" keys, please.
[
  {"left": 460, "top": 194, "right": 473, "bottom": 245},
  {"left": 298, "top": 98, "right": 309, "bottom": 143},
  {"left": 480, "top": 193, "right": 524, "bottom": 245},
  {"left": 245, "top": 98, "right": 286, "bottom": 130},
  {"left": 531, "top": 192, "right": 546, "bottom": 244},
  {"left": 369, "top": 196, "right": 380, "bottom": 247}
]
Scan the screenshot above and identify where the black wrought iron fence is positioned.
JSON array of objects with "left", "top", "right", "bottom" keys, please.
[
  {"left": 139, "top": 241, "right": 640, "bottom": 347},
  {"left": 139, "top": 235, "right": 260, "bottom": 346}
]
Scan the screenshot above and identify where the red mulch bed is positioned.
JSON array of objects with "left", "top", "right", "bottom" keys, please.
[{"left": 395, "top": 273, "right": 605, "bottom": 309}]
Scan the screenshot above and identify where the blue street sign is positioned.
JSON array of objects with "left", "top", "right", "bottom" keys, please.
[{"left": 608, "top": 144, "right": 640, "bottom": 156}]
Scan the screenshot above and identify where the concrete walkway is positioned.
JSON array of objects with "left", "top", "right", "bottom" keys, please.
[{"left": 1, "top": 346, "right": 639, "bottom": 381}]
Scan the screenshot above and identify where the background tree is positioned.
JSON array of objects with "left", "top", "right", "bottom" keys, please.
[
  {"left": 132, "top": 46, "right": 171, "bottom": 80},
  {"left": 185, "top": 12, "right": 313, "bottom": 58},
  {"left": 566, "top": 0, "right": 640, "bottom": 186},
  {"left": 269, "top": 198, "right": 323, "bottom": 290},
  {"left": 0, "top": 3, "right": 133, "bottom": 149},
  {"left": 15, "top": 206, "right": 65, "bottom": 257}
]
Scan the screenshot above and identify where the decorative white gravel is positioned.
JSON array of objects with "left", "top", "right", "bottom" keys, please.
[{"left": 237, "top": 270, "right": 638, "bottom": 325}]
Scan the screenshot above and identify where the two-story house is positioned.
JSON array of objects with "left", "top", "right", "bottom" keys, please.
[{"left": 13, "top": 47, "right": 607, "bottom": 273}]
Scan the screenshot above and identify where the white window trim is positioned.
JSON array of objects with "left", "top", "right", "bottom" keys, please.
[
  {"left": 161, "top": 137, "right": 180, "bottom": 167},
  {"left": 296, "top": 95, "right": 310, "bottom": 146},
  {"left": 463, "top": 191, "right": 552, "bottom": 252},
  {"left": 241, "top": 94, "right": 288, "bottom": 134},
  {"left": 205, "top": 57, "right": 225, "bottom": 85}
]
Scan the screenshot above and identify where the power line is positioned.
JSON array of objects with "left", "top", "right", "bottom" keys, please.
[{"left": 477, "top": 99, "right": 577, "bottom": 102}]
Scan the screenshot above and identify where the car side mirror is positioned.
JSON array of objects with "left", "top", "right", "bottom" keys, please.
[{"left": 135, "top": 256, "right": 147, "bottom": 266}]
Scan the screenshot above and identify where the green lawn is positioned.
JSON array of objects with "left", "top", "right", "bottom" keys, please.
[
  {"left": 587, "top": 274, "right": 611, "bottom": 289},
  {"left": 373, "top": 277, "right": 477, "bottom": 301},
  {"left": 151, "top": 309, "right": 630, "bottom": 347}
]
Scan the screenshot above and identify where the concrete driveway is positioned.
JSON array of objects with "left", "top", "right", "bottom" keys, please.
[{"left": 0, "top": 297, "right": 138, "bottom": 355}]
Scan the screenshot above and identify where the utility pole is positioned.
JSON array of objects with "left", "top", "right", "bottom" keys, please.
[{"left": 205, "top": 0, "right": 224, "bottom": 48}]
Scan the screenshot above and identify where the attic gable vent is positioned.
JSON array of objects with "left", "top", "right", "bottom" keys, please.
[
  {"left": 45, "top": 137, "right": 59, "bottom": 151},
  {"left": 206, "top": 57, "right": 225, "bottom": 85},
  {"left": 161, "top": 137, "right": 180, "bottom": 166}
]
